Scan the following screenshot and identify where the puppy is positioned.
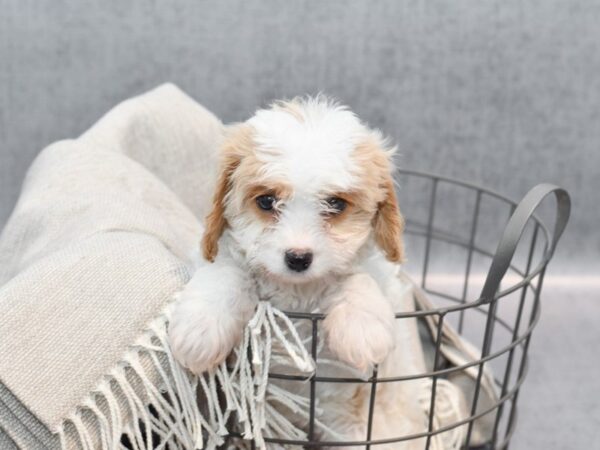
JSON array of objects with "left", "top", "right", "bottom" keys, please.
[{"left": 169, "top": 97, "right": 427, "bottom": 448}]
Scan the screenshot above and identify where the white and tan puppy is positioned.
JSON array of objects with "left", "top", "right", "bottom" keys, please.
[{"left": 169, "top": 97, "right": 427, "bottom": 448}]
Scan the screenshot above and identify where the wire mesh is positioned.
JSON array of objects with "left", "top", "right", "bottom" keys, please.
[{"left": 226, "top": 169, "right": 570, "bottom": 450}]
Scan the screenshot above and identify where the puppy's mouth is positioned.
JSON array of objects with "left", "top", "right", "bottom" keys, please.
[
  {"left": 254, "top": 264, "right": 320, "bottom": 285},
  {"left": 271, "top": 268, "right": 317, "bottom": 285}
]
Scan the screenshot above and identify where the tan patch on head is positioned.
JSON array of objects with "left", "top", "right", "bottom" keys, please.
[
  {"left": 272, "top": 98, "right": 305, "bottom": 122},
  {"left": 351, "top": 137, "right": 405, "bottom": 263},
  {"left": 201, "top": 120, "right": 298, "bottom": 258},
  {"left": 323, "top": 191, "right": 375, "bottom": 252},
  {"left": 244, "top": 182, "right": 293, "bottom": 221},
  {"left": 201, "top": 124, "right": 255, "bottom": 261},
  {"left": 244, "top": 182, "right": 293, "bottom": 203},
  {"left": 321, "top": 192, "right": 357, "bottom": 225}
]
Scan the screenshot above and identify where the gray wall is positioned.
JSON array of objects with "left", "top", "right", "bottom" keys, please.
[
  {"left": 1, "top": 0, "right": 598, "bottom": 273},
  {"left": 1, "top": 3, "right": 599, "bottom": 449}
]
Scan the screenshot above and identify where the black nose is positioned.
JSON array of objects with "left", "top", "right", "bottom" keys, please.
[{"left": 285, "top": 250, "right": 313, "bottom": 272}]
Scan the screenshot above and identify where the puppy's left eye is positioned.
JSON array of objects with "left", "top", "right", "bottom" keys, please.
[{"left": 324, "top": 197, "right": 347, "bottom": 215}]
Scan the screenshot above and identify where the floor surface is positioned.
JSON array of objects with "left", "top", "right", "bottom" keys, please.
[{"left": 513, "top": 280, "right": 599, "bottom": 449}]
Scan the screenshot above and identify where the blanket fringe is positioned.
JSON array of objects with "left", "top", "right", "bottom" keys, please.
[
  {"left": 58, "top": 300, "right": 466, "bottom": 450},
  {"left": 57, "top": 301, "right": 315, "bottom": 450}
]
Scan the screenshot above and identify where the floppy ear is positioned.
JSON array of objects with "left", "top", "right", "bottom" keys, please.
[
  {"left": 201, "top": 126, "right": 251, "bottom": 262},
  {"left": 373, "top": 176, "right": 405, "bottom": 263}
]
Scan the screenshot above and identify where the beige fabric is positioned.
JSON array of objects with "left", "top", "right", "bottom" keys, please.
[
  {"left": 0, "top": 84, "right": 223, "bottom": 435},
  {"left": 405, "top": 273, "right": 499, "bottom": 446}
]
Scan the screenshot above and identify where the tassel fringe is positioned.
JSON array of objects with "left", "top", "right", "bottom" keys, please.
[
  {"left": 57, "top": 301, "right": 314, "bottom": 450},
  {"left": 58, "top": 301, "right": 467, "bottom": 450}
]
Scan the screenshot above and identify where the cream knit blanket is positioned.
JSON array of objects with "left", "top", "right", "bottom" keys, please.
[{"left": 0, "top": 84, "right": 222, "bottom": 448}]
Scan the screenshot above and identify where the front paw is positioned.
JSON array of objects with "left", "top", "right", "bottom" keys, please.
[
  {"left": 169, "top": 301, "right": 243, "bottom": 374},
  {"left": 168, "top": 266, "right": 256, "bottom": 374},
  {"left": 323, "top": 274, "right": 395, "bottom": 372}
]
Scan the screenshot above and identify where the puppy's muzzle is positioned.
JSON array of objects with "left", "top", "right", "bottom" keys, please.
[{"left": 284, "top": 249, "right": 313, "bottom": 272}]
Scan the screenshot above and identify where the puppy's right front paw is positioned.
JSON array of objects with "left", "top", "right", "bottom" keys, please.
[
  {"left": 169, "top": 314, "right": 242, "bottom": 374},
  {"left": 168, "top": 304, "right": 242, "bottom": 374}
]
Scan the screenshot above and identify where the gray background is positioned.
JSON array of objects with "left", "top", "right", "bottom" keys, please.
[{"left": 1, "top": 1, "right": 598, "bottom": 448}]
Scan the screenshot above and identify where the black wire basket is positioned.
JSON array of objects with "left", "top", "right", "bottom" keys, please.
[{"left": 237, "top": 169, "right": 570, "bottom": 450}]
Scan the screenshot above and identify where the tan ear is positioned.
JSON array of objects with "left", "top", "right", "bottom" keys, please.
[
  {"left": 373, "top": 177, "right": 405, "bottom": 263},
  {"left": 201, "top": 125, "right": 252, "bottom": 262}
]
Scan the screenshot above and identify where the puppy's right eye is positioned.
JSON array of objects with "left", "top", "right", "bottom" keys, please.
[{"left": 256, "top": 195, "right": 276, "bottom": 211}]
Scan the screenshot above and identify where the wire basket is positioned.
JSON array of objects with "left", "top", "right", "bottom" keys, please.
[{"left": 236, "top": 169, "right": 570, "bottom": 450}]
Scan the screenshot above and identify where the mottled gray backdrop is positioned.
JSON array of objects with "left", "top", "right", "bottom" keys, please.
[
  {"left": 1, "top": 1, "right": 598, "bottom": 448},
  {"left": 1, "top": 0, "right": 598, "bottom": 272}
]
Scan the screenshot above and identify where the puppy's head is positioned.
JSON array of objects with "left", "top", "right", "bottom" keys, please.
[{"left": 202, "top": 96, "right": 404, "bottom": 283}]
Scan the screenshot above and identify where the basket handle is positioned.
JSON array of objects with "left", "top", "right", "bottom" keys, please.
[{"left": 479, "top": 184, "right": 571, "bottom": 302}]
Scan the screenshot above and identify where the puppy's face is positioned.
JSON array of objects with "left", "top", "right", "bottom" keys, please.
[{"left": 202, "top": 98, "right": 404, "bottom": 284}]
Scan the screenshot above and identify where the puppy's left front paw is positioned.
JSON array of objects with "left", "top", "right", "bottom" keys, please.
[{"left": 323, "top": 274, "right": 395, "bottom": 373}]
